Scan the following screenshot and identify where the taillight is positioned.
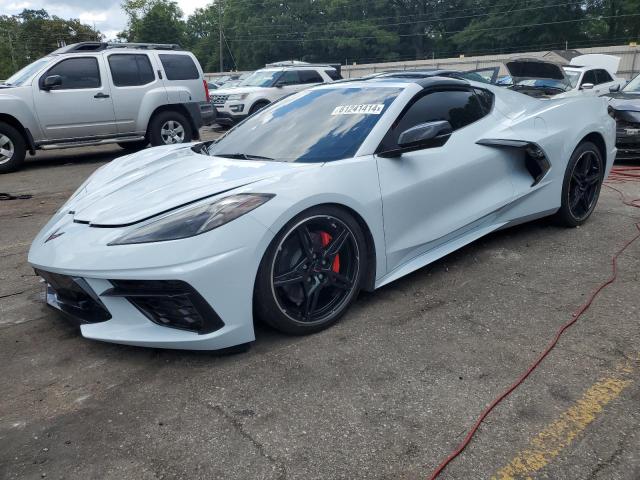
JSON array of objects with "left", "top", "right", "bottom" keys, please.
[{"left": 203, "top": 79, "right": 210, "bottom": 101}]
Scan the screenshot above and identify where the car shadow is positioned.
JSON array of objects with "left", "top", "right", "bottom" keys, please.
[{"left": 22, "top": 146, "right": 124, "bottom": 172}]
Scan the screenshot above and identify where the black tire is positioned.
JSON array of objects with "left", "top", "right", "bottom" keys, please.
[
  {"left": 555, "top": 141, "right": 604, "bottom": 227},
  {"left": 0, "top": 122, "right": 27, "bottom": 174},
  {"left": 249, "top": 101, "right": 270, "bottom": 116},
  {"left": 254, "top": 205, "right": 367, "bottom": 335},
  {"left": 148, "top": 111, "right": 193, "bottom": 147},
  {"left": 118, "top": 140, "right": 148, "bottom": 151}
]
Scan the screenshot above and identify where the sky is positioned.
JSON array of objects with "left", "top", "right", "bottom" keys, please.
[{"left": 0, "top": 0, "right": 205, "bottom": 40}]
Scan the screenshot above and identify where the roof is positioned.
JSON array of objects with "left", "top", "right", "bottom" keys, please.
[{"left": 52, "top": 42, "right": 183, "bottom": 54}]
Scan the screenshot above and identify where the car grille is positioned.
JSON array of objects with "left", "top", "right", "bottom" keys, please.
[
  {"left": 103, "top": 280, "right": 224, "bottom": 335},
  {"left": 211, "top": 94, "right": 229, "bottom": 106},
  {"left": 36, "top": 269, "right": 111, "bottom": 323}
]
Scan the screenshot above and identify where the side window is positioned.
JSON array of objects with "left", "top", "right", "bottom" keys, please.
[
  {"left": 299, "top": 70, "right": 324, "bottom": 84},
  {"left": 277, "top": 70, "right": 301, "bottom": 85},
  {"left": 380, "top": 89, "right": 486, "bottom": 151},
  {"left": 108, "top": 54, "right": 155, "bottom": 87},
  {"left": 473, "top": 88, "right": 494, "bottom": 115},
  {"left": 41, "top": 57, "right": 100, "bottom": 89},
  {"left": 159, "top": 54, "right": 199, "bottom": 80},
  {"left": 581, "top": 70, "right": 597, "bottom": 86},
  {"left": 596, "top": 69, "right": 613, "bottom": 84},
  {"left": 325, "top": 69, "right": 342, "bottom": 81}
]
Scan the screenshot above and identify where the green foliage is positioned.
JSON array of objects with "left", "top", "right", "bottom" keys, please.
[
  {"left": 2, "top": 0, "right": 639, "bottom": 79},
  {"left": 0, "top": 9, "right": 100, "bottom": 79}
]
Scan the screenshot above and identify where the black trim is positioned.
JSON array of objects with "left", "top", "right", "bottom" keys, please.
[
  {"left": 103, "top": 280, "right": 224, "bottom": 334},
  {"left": 35, "top": 269, "right": 112, "bottom": 324},
  {"left": 476, "top": 139, "right": 551, "bottom": 186},
  {"left": 38, "top": 131, "right": 147, "bottom": 146},
  {"left": 24, "top": 128, "right": 36, "bottom": 154}
]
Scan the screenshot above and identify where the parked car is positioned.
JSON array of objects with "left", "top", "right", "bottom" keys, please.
[
  {"left": 29, "top": 74, "right": 615, "bottom": 350},
  {"left": 606, "top": 73, "right": 640, "bottom": 160},
  {"left": 504, "top": 56, "right": 625, "bottom": 98},
  {"left": 0, "top": 42, "right": 214, "bottom": 173},
  {"left": 211, "top": 62, "right": 341, "bottom": 125}
]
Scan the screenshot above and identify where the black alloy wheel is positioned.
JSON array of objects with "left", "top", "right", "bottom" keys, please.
[
  {"left": 254, "top": 207, "right": 366, "bottom": 335},
  {"left": 556, "top": 141, "right": 604, "bottom": 227}
]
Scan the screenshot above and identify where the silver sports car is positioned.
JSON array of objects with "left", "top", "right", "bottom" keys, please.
[{"left": 29, "top": 74, "right": 616, "bottom": 350}]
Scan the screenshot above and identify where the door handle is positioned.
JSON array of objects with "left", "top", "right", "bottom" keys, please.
[{"left": 94, "top": 92, "right": 110, "bottom": 99}]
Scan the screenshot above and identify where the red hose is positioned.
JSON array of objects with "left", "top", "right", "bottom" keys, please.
[{"left": 428, "top": 166, "right": 640, "bottom": 480}]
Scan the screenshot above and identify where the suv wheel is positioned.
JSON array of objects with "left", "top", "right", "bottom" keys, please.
[
  {"left": 0, "top": 122, "right": 27, "bottom": 174},
  {"left": 149, "top": 111, "right": 193, "bottom": 146}
]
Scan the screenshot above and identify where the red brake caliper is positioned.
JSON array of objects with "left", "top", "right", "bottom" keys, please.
[{"left": 319, "top": 232, "right": 340, "bottom": 273}]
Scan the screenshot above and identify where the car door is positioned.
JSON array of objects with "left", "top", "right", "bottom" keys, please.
[
  {"left": 33, "top": 55, "right": 116, "bottom": 141},
  {"left": 579, "top": 69, "right": 599, "bottom": 95},
  {"left": 375, "top": 88, "right": 515, "bottom": 271},
  {"left": 594, "top": 69, "right": 616, "bottom": 94},
  {"left": 275, "top": 70, "right": 307, "bottom": 95},
  {"left": 106, "top": 52, "right": 164, "bottom": 134}
]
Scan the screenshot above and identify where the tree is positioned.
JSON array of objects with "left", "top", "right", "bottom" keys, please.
[{"left": 119, "top": 0, "right": 186, "bottom": 45}]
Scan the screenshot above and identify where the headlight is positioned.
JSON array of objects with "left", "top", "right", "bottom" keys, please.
[
  {"left": 227, "top": 93, "right": 249, "bottom": 101},
  {"left": 108, "top": 193, "right": 274, "bottom": 245}
]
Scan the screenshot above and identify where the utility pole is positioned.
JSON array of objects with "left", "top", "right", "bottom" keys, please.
[{"left": 219, "top": 0, "right": 224, "bottom": 72}]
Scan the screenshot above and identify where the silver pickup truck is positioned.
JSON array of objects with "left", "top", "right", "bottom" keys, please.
[{"left": 0, "top": 42, "right": 215, "bottom": 173}]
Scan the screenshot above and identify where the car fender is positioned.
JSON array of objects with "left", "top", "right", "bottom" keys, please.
[
  {"left": 0, "top": 90, "right": 45, "bottom": 143},
  {"left": 133, "top": 86, "right": 171, "bottom": 133}
]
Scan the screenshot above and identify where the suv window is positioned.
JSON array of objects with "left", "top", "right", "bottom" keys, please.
[
  {"left": 595, "top": 69, "right": 613, "bottom": 84},
  {"left": 324, "top": 69, "right": 342, "bottom": 81},
  {"left": 159, "top": 54, "right": 199, "bottom": 80},
  {"left": 380, "top": 89, "right": 486, "bottom": 151},
  {"left": 41, "top": 57, "right": 100, "bottom": 89},
  {"left": 277, "top": 70, "right": 301, "bottom": 86},
  {"left": 581, "top": 70, "right": 597, "bottom": 86},
  {"left": 108, "top": 54, "right": 155, "bottom": 86},
  {"left": 299, "top": 69, "right": 324, "bottom": 84}
]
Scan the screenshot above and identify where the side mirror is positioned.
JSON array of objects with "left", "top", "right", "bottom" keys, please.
[
  {"left": 581, "top": 83, "right": 594, "bottom": 90},
  {"left": 274, "top": 81, "right": 284, "bottom": 88},
  {"left": 609, "top": 84, "right": 621, "bottom": 93},
  {"left": 42, "top": 75, "right": 62, "bottom": 90},
  {"left": 379, "top": 121, "right": 453, "bottom": 158}
]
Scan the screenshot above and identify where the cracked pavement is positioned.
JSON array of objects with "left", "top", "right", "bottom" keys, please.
[{"left": 1, "top": 138, "right": 639, "bottom": 479}]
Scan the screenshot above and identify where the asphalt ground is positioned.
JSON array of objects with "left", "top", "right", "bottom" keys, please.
[{"left": 1, "top": 132, "right": 639, "bottom": 480}]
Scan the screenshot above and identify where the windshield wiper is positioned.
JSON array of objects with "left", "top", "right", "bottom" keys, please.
[{"left": 216, "top": 153, "right": 275, "bottom": 161}]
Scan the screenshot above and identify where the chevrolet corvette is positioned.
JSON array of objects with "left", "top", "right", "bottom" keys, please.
[{"left": 29, "top": 74, "right": 616, "bottom": 350}]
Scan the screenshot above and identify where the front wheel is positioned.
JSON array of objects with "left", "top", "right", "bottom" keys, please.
[
  {"left": 254, "top": 206, "right": 366, "bottom": 335},
  {"left": 0, "top": 122, "right": 26, "bottom": 174},
  {"left": 148, "top": 111, "right": 193, "bottom": 146},
  {"left": 555, "top": 141, "right": 604, "bottom": 227}
]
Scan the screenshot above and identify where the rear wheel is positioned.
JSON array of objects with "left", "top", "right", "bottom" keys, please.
[
  {"left": 0, "top": 122, "right": 26, "bottom": 174},
  {"left": 149, "top": 111, "right": 193, "bottom": 146},
  {"left": 254, "top": 206, "right": 366, "bottom": 335},
  {"left": 555, "top": 141, "right": 604, "bottom": 227}
]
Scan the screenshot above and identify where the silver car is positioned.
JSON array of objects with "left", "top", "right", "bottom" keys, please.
[{"left": 0, "top": 42, "right": 214, "bottom": 173}]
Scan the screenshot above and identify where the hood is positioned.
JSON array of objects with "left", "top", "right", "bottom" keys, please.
[
  {"left": 570, "top": 54, "right": 620, "bottom": 74},
  {"left": 606, "top": 92, "right": 640, "bottom": 112},
  {"left": 214, "top": 86, "right": 270, "bottom": 95},
  {"left": 67, "top": 144, "right": 313, "bottom": 226},
  {"left": 505, "top": 58, "right": 567, "bottom": 82}
]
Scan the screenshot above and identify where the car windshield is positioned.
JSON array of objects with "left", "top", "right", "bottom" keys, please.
[
  {"left": 623, "top": 74, "right": 640, "bottom": 93},
  {"left": 238, "top": 70, "right": 281, "bottom": 87},
  {"left": 208, "top": 86, "right": 402, "bottom": 163},
  {"left": 4, "top": 57, "right": 51, "bottom": 86},
  {"left": 563, "top": 69, "right": 581, "bottom": 88}
]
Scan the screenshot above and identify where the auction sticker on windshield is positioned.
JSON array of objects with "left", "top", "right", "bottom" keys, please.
[{"left": 331, "top": 104, "right": 385, "bottom": 115}]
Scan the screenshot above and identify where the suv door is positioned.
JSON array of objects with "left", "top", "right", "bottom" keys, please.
[
  {"left": 157, "top": 53, "right": 205, "bottom": 103},
  {"left": 274, "top": 70, "right": 307, "bottom": 95},
  {"left": 33, "top": 56, "right": 116, "bottom": 141},
  {"left": 376, "top": 88, "right": 514, "bottom": 271},
  {"left": 594, "top": 69, "right": 615, "bottom": 94},
  {"left": 106, "top": 52, "right": 164, "bottom": 134}
]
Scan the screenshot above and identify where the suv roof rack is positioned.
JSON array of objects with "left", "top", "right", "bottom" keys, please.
[
  {"left": 53, "top": 42, "right": 182, "bottom": 54},
  {"left": 265, "top": 60, "right": 339, "bottom": 69}
]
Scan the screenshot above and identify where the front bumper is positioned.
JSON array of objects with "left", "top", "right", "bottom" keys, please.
[
  {"left": 615, "top": 126, "right": 640, "bottom": 160},
  {"left": 214, "top": 109, "right": 247, "bottom": 126},
  {"left": 29, "top": 213, "right": 275, "bottom": 350}
]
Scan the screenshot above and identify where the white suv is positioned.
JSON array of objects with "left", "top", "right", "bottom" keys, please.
[
  {"left": 0, "top": 42, "right": 214, "bottom": 173},
  {"left": 212, "top": 62, "right": 341, "bottom": 125}
]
